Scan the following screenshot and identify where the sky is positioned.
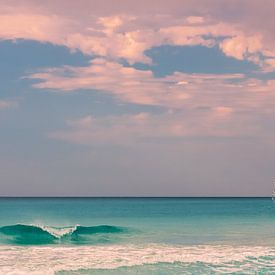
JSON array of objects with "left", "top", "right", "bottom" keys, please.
[{"left": 1, "top": 0, "right": 275, "bottom": 196}]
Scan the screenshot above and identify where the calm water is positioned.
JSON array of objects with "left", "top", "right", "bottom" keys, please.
[{"left": 0, "top": 198, "right": 275, "bottom": 274}]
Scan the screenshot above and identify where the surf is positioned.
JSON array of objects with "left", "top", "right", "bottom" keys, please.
[
  {"left": 0, "top": 224, "right": 128, "bottom": 245},
  {"left": 0, "top": 244, "right": 274, "bottom": 275}
]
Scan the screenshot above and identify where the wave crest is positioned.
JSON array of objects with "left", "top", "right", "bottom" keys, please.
[{"left": 0, "top": 224, "right": 127, "bottom": 245}]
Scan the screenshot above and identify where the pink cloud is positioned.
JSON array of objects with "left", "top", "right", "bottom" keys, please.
[
  {"left": 31, "top": 58, "right": 271, "bottom": 112},
  {"left": 219, "top": 35, "right": 263, "bottom": 61},
  {"left": 28, "top": 58, "right": 191, "bottom": 106},
  {"left": 0, "top": 1, "right": 275, "bottom": 66},
  {"left": 0, "top": 13, "right": 68, "bottom": 43},
  {"left": 213, "top": 106, "right": 233, "bottom": 117},
  {"left": 1, "top": 0, "right": 275, "bottom": 144},
  {"left": 28, "top": 57, "right": 275, "bottom": 145},
  {"left": 28, "top": 58, "right": 275, "bottom": 112},
  {"left": 49, "top": 106, "right": 271, "bottom": 145},
  {"left": 0, "top": 100, "right": 18, "bottom": 110}
]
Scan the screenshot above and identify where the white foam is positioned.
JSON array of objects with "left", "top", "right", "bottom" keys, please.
[
  {"left": 38, "top": 225, "right": 78, "bottom": 238},
  {"left": 0, "top": 244, "right": 274, "bottom": 275}
]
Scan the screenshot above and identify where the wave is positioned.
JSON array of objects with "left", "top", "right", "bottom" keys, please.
[
  {"left": 0, "top": 244, "right": 274, "bottom": 274},
  {"left": 0, "top": 224, "right": 127, "bottom": 245}
]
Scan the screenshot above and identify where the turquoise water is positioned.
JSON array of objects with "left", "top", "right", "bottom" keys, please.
[{"left": 0, "top": 198, "right": 275, "bottom": 274}]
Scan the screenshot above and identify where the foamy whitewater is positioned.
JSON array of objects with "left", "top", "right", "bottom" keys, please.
[{"left": 0, "top": 198, "right": 274, "bottom": 274}]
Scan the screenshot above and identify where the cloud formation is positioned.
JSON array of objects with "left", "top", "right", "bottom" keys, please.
[
  {"left": 1, "top": 0, "right": 275, "bottom": 144},
  {"left": 1, "top": 0, "right": 275, "bottom": 67},
  {"left": 50, "top": 106, "right": 273, "bottom": 145},
  {"left": 28, "top": 58, "right": 275, "bottom": 110},
  {"left": 28, "top": 57, "right": 275, "bottom": 143}
]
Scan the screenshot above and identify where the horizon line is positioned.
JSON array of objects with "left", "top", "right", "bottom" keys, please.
[{"left": 0, "top": 196, "right": 271, "bottom": 199}]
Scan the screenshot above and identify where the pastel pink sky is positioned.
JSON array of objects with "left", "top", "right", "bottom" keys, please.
[
  {"left": 1, "top": 0, "right": 275, "bottom": 195},
  {"left": 1, "top": 0, "right": 275, "bottom": 141},
  {"left": 1, "top": 1, "right": 275, "bottom": 65}
]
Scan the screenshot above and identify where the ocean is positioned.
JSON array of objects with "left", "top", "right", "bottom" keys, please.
[{"left": 0, "top": 198, "right": 274, "bottom": 274}]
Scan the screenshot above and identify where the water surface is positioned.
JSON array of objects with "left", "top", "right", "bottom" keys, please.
[{"left": 0, "top": 198, "right": 274, "bottom": 274}]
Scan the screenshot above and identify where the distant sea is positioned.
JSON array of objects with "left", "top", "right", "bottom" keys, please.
[{"left": 0, "top": 198, "right": 274, "bottom": 274}]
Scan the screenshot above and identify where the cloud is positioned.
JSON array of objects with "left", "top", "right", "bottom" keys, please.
[
  {"left": 1, "top": 0, "right": 275, "bottom": 145},
  {"left": 28, "top": 58, "right": 275, "bottom": 112},
  {"left": 186, "top": 16, "right": 205, "bottom": 24},
  {"left": 26, "top": 62, "right": 249, "bottom": 112},
  {"left": 28, "top": 58, "right": 191, "bottom": 106},
  {"left": 49, "top": 105, "right": 273, "bottom": 145},
  {"left": 0, "top": 13, "right": 68, "bottom": 43},
  {"left": 213, "top": 106, "right": 233, "bottom": 117},
  {"left": 0, "top": 1, "right": 275, "bottom": 66},
  {"left": 0, "top": 100, "right": 18, "bottom": 110},
  {"left": 219, "top": 34, "right": 263, "bottom": 61},
  {"left": 30, "top": 57, "right": 275, "bottom": 145}
]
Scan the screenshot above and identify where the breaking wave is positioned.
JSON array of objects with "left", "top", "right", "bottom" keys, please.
[{"left": 0, "top": 224, "right": 127, "bottom": 245}]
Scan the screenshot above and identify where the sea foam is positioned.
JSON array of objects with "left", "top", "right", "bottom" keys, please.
[{"left": 0, "top": 244, "right": 274, "bottom": 274}]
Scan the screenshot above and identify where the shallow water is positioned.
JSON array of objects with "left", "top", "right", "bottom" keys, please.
[{"left": 0, "top": 198, "right": 274, "bottom": 274}]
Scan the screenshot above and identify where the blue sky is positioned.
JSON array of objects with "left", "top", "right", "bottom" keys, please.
[{"left": 1, "top": 0, "right": 275, "bottom": 196}]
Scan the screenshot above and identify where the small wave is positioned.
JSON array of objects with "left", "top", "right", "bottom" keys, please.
[
  {"left": 0, "top": 224, "right": 56, "bottom": 245},
  {"left": 0, "top": 224, "right": 127, "bottom": 245}
]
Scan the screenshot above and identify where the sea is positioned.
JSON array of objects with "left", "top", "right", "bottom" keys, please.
[{"left": 0, "top": 197, "right": 274, "bottom": 274}]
